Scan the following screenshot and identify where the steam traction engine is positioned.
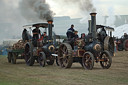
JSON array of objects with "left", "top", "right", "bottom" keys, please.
[
  {"left": 24, "top": 20, "right": 56, "bottom": 67},
  {"left": 116, "top": 35, "right": 128, "bottom": 51},
  {"left": 58, "top": 13, "right": 114, "bottom": 70}
]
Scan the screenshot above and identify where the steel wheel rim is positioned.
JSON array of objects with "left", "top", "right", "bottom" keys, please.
[
  {"left": 83, "top": 54, "right": 93, "bottom": 69},
  {"left": 101, "top": 54, "right": 110, "bottom": 67},
  {"left": 59, "top": 45, "right": 69, "bottom": 67}
]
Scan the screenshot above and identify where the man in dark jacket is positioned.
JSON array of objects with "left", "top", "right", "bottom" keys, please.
[
  {"left": 124, "top": 33, "right": 128, "bottom": 39},
  {"left": 32, "top": 27, "right": 41, "bottom": 39},
  {"left": 32, "top": 27, "right": 41, "bottom": 46},
  {"left": 66, "top": 24, "right": 75, "bottom": 39},
  {"left": 22, "top": 29, "right": 32, "bottom": 42}
]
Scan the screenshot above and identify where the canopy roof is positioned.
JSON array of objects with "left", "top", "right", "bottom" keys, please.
[
  {"left": 96, "top": 25, "right": 114, "bottom": 31},
  {"left": 23, "top": 23, "right": 53, "bottom": 29}
]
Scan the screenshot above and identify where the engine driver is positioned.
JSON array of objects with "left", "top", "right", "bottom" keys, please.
[{"left": 66, "top": 24, "right": 75, "bottom": 39}]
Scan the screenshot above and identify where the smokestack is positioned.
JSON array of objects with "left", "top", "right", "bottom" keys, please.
[
  {"left": 90, "top": 13, "right": 97, "bottom": 40},
  {"left": 88, "top": 20, "right": 91, "bottom": 33},
  {"left": 47, "top": 20, "right": 53, "bottom": 40},
  {"left": 110, "top": 31, "right": 112, "bottom": 37}
]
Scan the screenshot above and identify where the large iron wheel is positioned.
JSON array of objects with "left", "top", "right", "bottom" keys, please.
[
  {"left": 82, "top": 52, "right": 94, "bottom": 70},
  {"left": 58, "top": 43, "right": 73, "bottom": 68},
  {"left": 38, "top": 52, "right": 46, "bottom": 67},
  {"left": 8, "top": 52, "right": 12, "bottom": 63},
  {"left": 123, "top": 39, "right": 128, "bottom": 51},
  {"left": 47, "top": 56, "right": 54, "bottom": 65},
  {"left": 100, "top": 50, "right": 112, "bottom": 69},
  {"left": 25, "top": 43, "right": 35, "bottom": 66},
  {"left": 104, "top": 36, "right": 114, "bottom": 56},
  {"left": 11, "top": 53, "right": 17, "bottom": 64}
]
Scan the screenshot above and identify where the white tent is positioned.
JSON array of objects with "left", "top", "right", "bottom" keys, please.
[{"left": 113, "top": 24, "right": 128, "bottom": 38}]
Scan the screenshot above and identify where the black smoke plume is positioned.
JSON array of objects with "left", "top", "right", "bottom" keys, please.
[{"left": 19, "top": 0, "right": 53, "bottom": 22}]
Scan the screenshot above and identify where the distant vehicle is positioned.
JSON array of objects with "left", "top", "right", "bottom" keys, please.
[{"left": 116, "top": 33, "right": 128, "bottom": 51}]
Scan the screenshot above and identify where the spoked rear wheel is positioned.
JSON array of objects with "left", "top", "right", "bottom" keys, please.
[
  {"left": 25, "top": 43, "right": 35, "bottom": 66},
  {"left": 38, "top": 52, "right": 46, "bottom": 67},
  {"left": 58, "top": 43, "right": 73, "bottom": 68},
  {"left": 100, "top": 50, "right": 112, "bottom": 69},
  {"left": 82, "top": 52, "right": 94, "bottom": 70},
  {"left": 104, "top": 36, "right": 114, "bottom": 56}
]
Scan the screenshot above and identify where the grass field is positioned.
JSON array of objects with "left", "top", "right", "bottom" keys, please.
[{"left": 0, "top": 51, "right": 128, "bottom": 85}]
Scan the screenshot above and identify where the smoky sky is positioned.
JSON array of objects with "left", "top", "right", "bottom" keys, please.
[
  {"left": 54, "top": 0, "right": 96, "bottom": 15},
  {"left": 0, "top": 0, "right": 54, "bottom": 44},
  {"left": 19, "top": 0, "right": 54, "bottom": 22},
  {"left": 0, "top": 0, "right": 26, "bottom": 44},
  {"left": 79, "top": 0, "right": 96, "bottom": 12},
  {"left": 65, "top": 0, "right": 96, "bottom": 12}
]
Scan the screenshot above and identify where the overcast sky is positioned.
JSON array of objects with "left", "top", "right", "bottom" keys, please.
[
  {"left": 46, "top": 0, "right": 128, "bottom": 18},
  {"left": 0, "top": 0, "right": 127, "bottom": 18}
]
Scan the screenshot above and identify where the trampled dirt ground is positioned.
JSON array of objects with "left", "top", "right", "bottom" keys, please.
[{"left": 0, "top": 51, "right": 128, "bottom": 85}]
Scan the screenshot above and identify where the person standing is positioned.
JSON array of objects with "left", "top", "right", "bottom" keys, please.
[
  {"left": 43, "top": 32, "right": 47, "bottom": 37},
  {"left": 66, "top": 24, "right": 75, "bottom": 39},
  {"left": 81, "top": 33, "right": 85, "bottom": 39},
  {"left": 32, "top": 27, "right": 41, "bottom": 40},
  {"left": 22, "top": 29, "right": 32, "bottom": 42},
  {"left": 124, "top": 33, "right": 128, "bottom": 39},
  {"left": 22, "top": 29, "right": 29, "bottom": 42},
  {"left": 32, "top": 27, "right": 41, "bottom": 46}
]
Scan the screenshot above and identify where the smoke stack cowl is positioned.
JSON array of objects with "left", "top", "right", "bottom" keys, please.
[
  {"left": 90, "top": 13, "right": 97, "bottom": 16},
  {"left": 47, "top": 20, "right": 53, "bottom": 24}
]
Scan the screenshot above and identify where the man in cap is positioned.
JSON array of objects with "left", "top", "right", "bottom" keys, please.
[
  {"left": 66, "top": 24, "right": 75, "bottom": 39},
  {"left": 124, "top": 33, "right": 128, "bottom": 39},
  {"left": 32, "top": 27, "right": 41, "bottom": 40},
  {"left": 32, "top": 27, "right": 41, "bottom": 46}
]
